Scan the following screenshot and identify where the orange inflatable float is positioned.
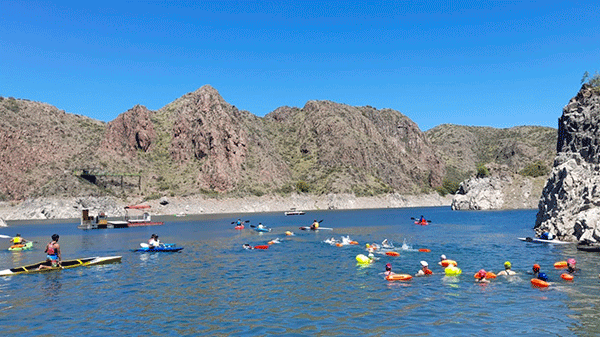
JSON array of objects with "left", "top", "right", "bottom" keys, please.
[
  {"left": 418, "top": 248, "right": 431, "bottom": 252},
  {"left": 385, "top": 252, "right": 400, "bottom": 257},
  {"left": 350, "top": 241, "right": 359, "bottom": 245},
  {"left": 554, "top": 261, "right": 567, "bottom": 269},
  {"left": 386, "top": 274, "right": 413, "bottom": 281},
  {"left": 561, "top": 273, "right": 574, "bottom": 281},
  {"left": 531, "top": 278, "right": 549, "bottom": 288},
  {"left": 254, "top": 245, "right": 269, "bottom": 250},
  {"left": 473, "top": 272, "right": 496, "bottom": 279},
  {"left": 440, "top": 259, "right": 457, "bottom": 267},
  {"left": 336, "top": 243, "right": 343, "bottom": 247}
]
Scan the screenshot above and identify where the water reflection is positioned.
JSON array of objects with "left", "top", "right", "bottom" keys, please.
[{"left": 42, "top": 272, "right": 62, "bottom": 298}]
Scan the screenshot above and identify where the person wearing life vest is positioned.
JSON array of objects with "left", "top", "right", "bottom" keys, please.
[
  {"left": 38, "top": 234, "right": 61, "bottom": 270},
  {"left": 497, "top": 261, "right": 516, "bottom": 276},
  {"left": 416, "top": 261, "right": 433, "bottom": 276},
  {"left": 10, "top": 233, "right": 28, "bottom": 245},
  {"left": 310, "top": 220, "right": 319, "bottom": 230}
]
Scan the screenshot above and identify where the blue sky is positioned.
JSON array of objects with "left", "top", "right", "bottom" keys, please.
[{"left": 1, "top": 1, "right": 599, "bottom": 131}]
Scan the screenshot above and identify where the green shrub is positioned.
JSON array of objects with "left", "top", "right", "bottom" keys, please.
[
  {"left": 476, "top": 164, "right": 490, "bottom": 178},
  {"left": 519, "top": 160, "right": 550, "bottom": 177},
  {"left": 296, "top": 181, "right": 310, "bottom": 193}
]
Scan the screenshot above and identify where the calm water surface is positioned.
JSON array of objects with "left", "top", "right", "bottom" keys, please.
[{"left": 0, "top": 207, "right": 599, "bottom": 336}]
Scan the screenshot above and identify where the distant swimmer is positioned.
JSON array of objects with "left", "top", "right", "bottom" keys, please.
[
  {"left": 476, "top": 269, "right": 490, "bottom": 283},
  {"left": 415, "top": 261, "right": 433, "bottom": 276},
  {"left": 567, "top": 258, "right": 578, "bottom": 274},
  {"left": 497, "top": 261, "right": 516, "bottom": 276},
  {"left": 384, "top": 263, "right": 395, "bottom": 278},
  {"left": 438, "top": 254, "right": 447, "bottom": 266},
  {"left": 243, "top": 244, "right": 254, "bottom": 250}
]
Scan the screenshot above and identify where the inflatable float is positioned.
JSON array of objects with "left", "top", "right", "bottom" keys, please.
[
  {"left": 254, "top": 245, "right": 269, "bottom": 250},
  {"left": 561, "top": 273, "right": 574, "bottom": 281},
  {"left": 386, "top": 274, "right": 412, "bottom": 281},
  {"left": 418, "top": 248, "right": 431, "bottom": 252},
  {"left": 440, "top": 259, "right": 457, "bottom": 267},
  {"left": 385, "top": 251, "right": 400, "bottom": 257},
  {"left": 531, "top": 278, "right": 549, "bottom": 288},
  {"left": 554, "top": 261, "right": 567, "bottom": 269},
  {"left": 444, "top": 266, "right": 462, "bottom": 276},
  {"left": 356, "top": 254, "right": 372, "bottom": 264}
]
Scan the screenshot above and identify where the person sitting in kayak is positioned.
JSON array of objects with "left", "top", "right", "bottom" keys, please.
[
  {"left": 310, "top": 220, "right": 319, "bottom": 230},
  {"left": 415, "top": 261, "right": 433, "bottom": 276},
  {"left": 38, "top": 234, "right": 61, "bottom": 270},
  {"left": 540, "top": 231, "right": 554, "bottom": 240},
  {"left": 497, "top": 261, "right": 516, "bottom": 276},
  {"left": 419, "top": 215, "right": 426, "bottom": 223},
  {"left": 567, "top": 258, "right": 578, "bottom": 274},
  {"left": 10, "top": 233, "right": 28, "bottom": 245},
  {"left": 257, "top": 223, "right": 266, "bottom": 229},
  {"left": 148, "top": 234, "right": 162, "bottom": 248},
  {"left": 236, "top": 219, "right": 242, "bottom": 226}
]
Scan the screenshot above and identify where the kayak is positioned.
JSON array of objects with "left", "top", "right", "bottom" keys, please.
[
  {"left": 8, "top": 241, "right": 33, "bottom": 251},
  {"left": 518, "top": 237, "right": 572, "bottom": 244},
  {"left": 576, "top": 243, "right": 600, "bottom": 252},
  {"left": 254, "top": 227, "right": 271, "bottom": 232},
  {"left": 0, "top": 256, "right": 122, "bottom": 276},
  {"left": 414, "top": 221, "right": 428, "bottom": 226},
  {"left": 299, "top": 226, "right": 333, "bottom": 231},
  {"left": 234, "top": 225, "right": 244, "bottom": 230},
  {"left": 134, "top": 244, "right": 183, "bottom": 252}
]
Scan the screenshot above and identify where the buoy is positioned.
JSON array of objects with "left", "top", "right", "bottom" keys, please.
[
  {"left": 561, "top": 273, "right": 574, "bottom": 281},
  {"left": 444, "top": 266, "right": 462, "bottom": 276},
  {"left": 554, "top": 261, "right": 567, "bottom": 269},
  {"left": 336, "top": 243, "right": 343, "bottom": 247},
  {"left": 386, "top": 274, "right": 412, "bottom": 281},
  {"left": 441, "top": 259, "right": 457, "bottom": 267},
  {"left": 473, "top": 272, "right": 497, "bottom": 279},
  {"left": 531, "top": 278, "right": 549, "bottom": 288},
  {"left": 350, "top": 241, "right": 359, "bottom": 245},
  {"left": 254, "top": 245, "right": 269, "bottom": 250},
  {"left": 385, "top": 251, "right": 400, "bottom": 257},
  {"left": 418, "top": 248, "right": 431, "bottom": 252},
  {"left": 356, "top": 254, "right": 371, "bottom": 264}
]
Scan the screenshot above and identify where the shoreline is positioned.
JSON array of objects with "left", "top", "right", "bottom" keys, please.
[{"left": 0, "top": 193, "right": 453, "bottom": 224}]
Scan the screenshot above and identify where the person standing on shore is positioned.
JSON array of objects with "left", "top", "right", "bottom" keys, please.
[{"left": 38, "top": 234, "right": 61, "bottom": 270}]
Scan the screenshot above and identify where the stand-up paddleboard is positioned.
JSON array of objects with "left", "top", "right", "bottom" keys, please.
[{"left": 518, "top": 237, "right": 572, "bottom": 245}]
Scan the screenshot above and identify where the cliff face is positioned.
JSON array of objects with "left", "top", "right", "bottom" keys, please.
[{"left": 535, "top": 84, "right": 600, "bottom": 242}]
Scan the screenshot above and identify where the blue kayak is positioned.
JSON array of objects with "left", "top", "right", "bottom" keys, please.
[
  {"left": 134, "top": 244, "right": 183, "bottom": 252},
  {"left": 254, "top": 227, "right": 271, "bottom": 232}
]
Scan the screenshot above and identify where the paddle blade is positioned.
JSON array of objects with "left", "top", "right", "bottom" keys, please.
[{"left": 410, "top": 217, "right": 416, "bottom": 220}]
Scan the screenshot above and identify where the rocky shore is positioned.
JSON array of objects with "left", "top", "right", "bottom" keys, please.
[{"left": 0, "top": 193, "right": 452, "bottom": 222}]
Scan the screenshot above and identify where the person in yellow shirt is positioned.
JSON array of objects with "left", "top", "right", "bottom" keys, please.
[
  {"left": 10, "top": 233, "right": 28, "bottom": 245},
  {"left": 310, "top": 220, "right": 319, "bottom": 230}
]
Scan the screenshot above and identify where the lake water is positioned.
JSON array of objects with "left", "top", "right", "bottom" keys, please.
[{"left": 1, "top": 207, "right": 599, "bottom": 336}]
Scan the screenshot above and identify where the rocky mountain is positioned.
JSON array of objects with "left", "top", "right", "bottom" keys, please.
[
  {"left": 535, "top": 84, "right": 600, "bottom": 243},
  {"left": 426, "top": 124, "right": 557, "bottom": 183},
  {"left": 0, "top": 86, "right": 556, "bottom": 208}
]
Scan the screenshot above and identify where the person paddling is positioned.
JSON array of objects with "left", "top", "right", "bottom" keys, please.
[
  {"left": 38, "top": 234, "right": 61, "bottom": 270},
  {"left": 310, "top": 219, "right": 319, "bottom": 230},
  {"left": 10, "top": 233, "right": 28, "bottom": 245}
]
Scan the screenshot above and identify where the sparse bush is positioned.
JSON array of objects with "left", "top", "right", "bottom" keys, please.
[
  {"left": 476, "top": 164, "right": 490, "bottom": 178},
  {"left": 296, "top": 181, "right": 310, "bottom": 193},
  {"left": 519, "top": 160, "right": 550, "bottom": 177},
  {"left": 436, "top": 178, "right": 461, "bottom": 196},
  {"left": 581, "top": 71, "right": 600, "bottom": 88}
]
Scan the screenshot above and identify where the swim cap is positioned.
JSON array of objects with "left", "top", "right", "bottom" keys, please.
[
  {"left": 385, "top": 263, "right": 391, "bottom": 271},
  {"left": 533, "top": 264, "right": 540, "bottom": 272},
  {"left": 366, "top": 244, "right": 370, "bottom": 248},
  {"left": 478, "top": 269, "right": 487, "bottom": 278},
  {"left": 440, "top": 254, "right": 446, "bottom": 260},
  {"left": 420, "top": 261, "right": 428, "bottom": 267},
  {"left": 504, "top": 261, "right": 511, "bottom": 268},
  {"left": 538, "top": 272, "right": 548, "bottom": 281},
  {"left": 567, "top": 258, "right": 576, "bottom": 265}
]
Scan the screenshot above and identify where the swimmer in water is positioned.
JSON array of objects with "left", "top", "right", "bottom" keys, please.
[{"left": 497, "top": 261, "right": 516, "bottom": 276}]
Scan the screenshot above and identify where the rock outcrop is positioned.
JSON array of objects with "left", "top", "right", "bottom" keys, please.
[
  {"left": 535, "top": 84, "right": 600, "bottom": 242},
  {"left": 451, "top": 170, "right": 546, "bottom": 210}
]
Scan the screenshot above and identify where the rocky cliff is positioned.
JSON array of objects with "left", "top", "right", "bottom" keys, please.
[{"left": 535, "top": 84, "right": 600, "bottom": 242}]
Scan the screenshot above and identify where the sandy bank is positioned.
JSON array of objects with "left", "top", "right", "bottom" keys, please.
[{"left": 0, "top": 193, "right": 452, "bottom": 222}]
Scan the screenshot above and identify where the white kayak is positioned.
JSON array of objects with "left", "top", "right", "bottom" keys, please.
[{"left": 518, "top": 237, "right": 573, "bottom": 244}]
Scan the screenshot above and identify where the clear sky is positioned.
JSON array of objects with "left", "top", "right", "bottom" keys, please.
[{"left": 2, "top": 1, "right": 599, "bottom": 131}]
